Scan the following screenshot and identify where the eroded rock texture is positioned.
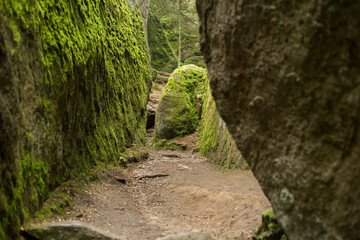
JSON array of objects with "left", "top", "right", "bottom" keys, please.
[
  {"left": 197, "top": 1, "right": 360, "bottom": 239},
  {"left": 199, "top": 75, "right": 248, "bottom": 169},
  {"left": 0, "top": 0, "right": 149, "bottom": 238}
]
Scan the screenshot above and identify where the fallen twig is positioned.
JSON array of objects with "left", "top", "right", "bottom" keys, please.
[
  {"left": 137, "top": 174, "right": 169, "bottom": 180},
  {"left": 162, "top": 154, "right": 182, "bottom": 158}
]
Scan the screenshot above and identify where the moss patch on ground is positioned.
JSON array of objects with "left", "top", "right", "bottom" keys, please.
[
  {"left": 199, "top": 75, "right": 248, "bottom": 169},
  {"left": 155, "top": 65, "right": 205, "bottom": 139},
  {"left": 253, "top": 209, "right": 287, "bottom": 240},
  {"left": 151, "top": 139, "right": 187, "bottom": 151}
]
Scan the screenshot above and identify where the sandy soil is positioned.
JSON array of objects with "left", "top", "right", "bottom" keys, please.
[{"left": 50, "top": 140, "right": 271, "bottom": 240}]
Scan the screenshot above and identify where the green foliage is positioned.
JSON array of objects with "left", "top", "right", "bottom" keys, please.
[
  {"left": 0, "top": 0, "right": 150, "bottom": 238},
  {"left": 148, "top": 10, "right": 178, "bottom": 72},
  {"left": 148, "top": 0, "right": 200, "bottom": 70},
  {"left": 253, "top": 209, "right": 287, "bottom": 240},
  {"left": 199, "top": 74, "right": 248, "bottom": 169},
  {"left": 155, "top": 65, "right": 205, "bottom": 139},
  {"left": 184, "top": 56, "right": 206, "bottom": 68}
]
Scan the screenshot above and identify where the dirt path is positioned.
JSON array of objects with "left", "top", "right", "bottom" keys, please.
[
  {"left": 29, "top": 79, "right": 271, "bottom": 240},
  {"left": 58, "top": 140, "right": 270, "bottom": 240}
]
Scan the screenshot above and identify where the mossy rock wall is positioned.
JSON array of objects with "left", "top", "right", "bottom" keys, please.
[
  {"left": 155, "top": 64, "right": 205, "bottom": 139},
  {"left": 0, "top": 0, "right": 150, "bottom": 238},
  {"left": 199, "top": 76, "right": 248, "bottom": 169}
]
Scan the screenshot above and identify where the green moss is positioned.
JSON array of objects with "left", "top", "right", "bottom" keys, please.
[
  {"left": 152, "top": 139, "right": 187, "bottom": 151},
  {"left": 117, "top": 146, "right": 149, "bottom": 167},
  {"left": 199, "top": 74, "right": 248, "bottom": 169},
  {"left": 0, "top": 0, "right": 150, "bottom": 238},
  {"left": 155, "top": 65, "right": 205, "bottom": 139},
  {"left": 153, "top": 84, "right": 162, "bottom": 91},
  {"left": 253, "top": 209, "right": 287, "bottom": 240},
  {"left": 34, "top": 189, "right": 72, "bottom": 220},
  {"left": 0, "top": 151, "right": 49, "bottom": 238}
]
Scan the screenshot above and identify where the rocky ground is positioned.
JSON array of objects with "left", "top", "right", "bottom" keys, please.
[{"left": 25, "top": 133, "right": 270, "bottom": 240}]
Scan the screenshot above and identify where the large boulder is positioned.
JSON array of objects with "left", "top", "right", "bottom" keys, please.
[
  {"left": 24, "top": 221, "right": 126, "bottom": 240},
  {"left": 157, "top": 232, "right": 213, "bottom": 240},
  {"left": 155, "top": 65, "right": 205, "bottom": 139},
  {"left": 197, "top": 1, "right": 360, "bottom": 239}
]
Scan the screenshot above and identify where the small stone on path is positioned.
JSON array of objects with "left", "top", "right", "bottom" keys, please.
[
  {"left": 157, "top": 232, "right": 214, "bottom": 240},
  {"left": 24, "top": 221, "right": 126, "bottom": 240}
]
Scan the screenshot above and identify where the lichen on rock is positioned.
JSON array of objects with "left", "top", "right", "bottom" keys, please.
[{"left": 155, "top": 64, "right": 205, "bottom": 139}]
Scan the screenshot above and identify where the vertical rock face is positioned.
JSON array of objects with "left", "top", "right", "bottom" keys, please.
[
  {"left": 197, "top": 0, "right": 360, "bottom": 239},
  {"left": 199, "top": 76, "right": 248, "bottom": 169},
  {"left": 0, "top": 0, "right": 149, "bottom": 238}
]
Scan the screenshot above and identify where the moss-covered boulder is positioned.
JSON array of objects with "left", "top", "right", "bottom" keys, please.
[
  {"left": 155, "top": 65, "right": 205, "bottom": 139},
  {"left": 253, "top": 209, "right": 287, "bottom": 240},
  {"left": 199, "top": 76, "right": 248, "bottom": 169}
]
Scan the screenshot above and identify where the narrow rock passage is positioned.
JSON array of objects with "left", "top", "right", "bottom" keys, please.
[
  {"left": 61, "top": 138, "right": 270, "bottom": 240},
  {"left": 26, "top": 78, "right": 270, "bottom": 240}
]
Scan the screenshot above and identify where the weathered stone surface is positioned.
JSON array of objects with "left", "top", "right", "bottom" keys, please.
[
  {"left": 155, "top": 65, "right": 205, "bottom": 139},
  {"left": 157, "top": 232, "right": 214, "bottom": 240},
  {"left": 197, "top": 0, "right": 360, "bottom": 239},
  {"left": 25, "top": 221, "right": 126, "bottom": 240},
  {"left": 199, "top": 76, "right": 248, "bottom": 169}
]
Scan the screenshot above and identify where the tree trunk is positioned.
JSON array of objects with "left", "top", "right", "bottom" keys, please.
[{"left": 178, "top": 0, "right": 182, "bottom": 68}]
